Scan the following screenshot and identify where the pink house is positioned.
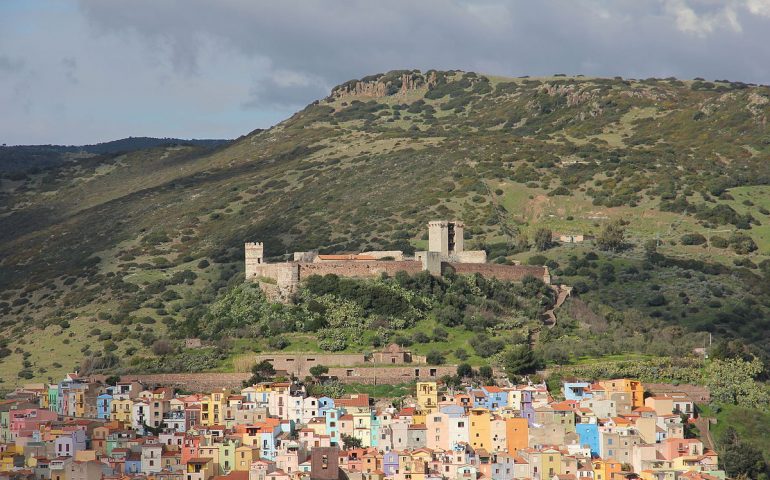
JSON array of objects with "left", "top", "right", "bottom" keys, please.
[
  {"left": 657, "top": 438, "right": 703, "bottom": 460},
  {"left": 9, "top": 409, "right": 58, "bottom": 441}
]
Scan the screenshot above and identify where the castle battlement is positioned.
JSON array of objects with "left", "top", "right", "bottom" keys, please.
[{"left": 245, "top": 220, "right": 550, "bottom": 303}]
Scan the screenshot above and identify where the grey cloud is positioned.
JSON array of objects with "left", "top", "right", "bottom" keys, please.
[
  {"left": 0, "top": 55, "right": 24, "bottom": 74},
  {"left": 4, "top": 0, "right": 770, "bottom": 144},
  {"left": 62, "top": 57, "right": 78, "bottom": 84},
  {"left": 76, "top": 1, "right": 770, "bottom": 101}
]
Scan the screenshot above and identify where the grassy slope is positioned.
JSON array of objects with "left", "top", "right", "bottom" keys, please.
[{"left": 1, "top": 71, "right": 770, "bottom": 387}]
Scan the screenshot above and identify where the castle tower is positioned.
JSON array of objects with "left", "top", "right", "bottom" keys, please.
[
  {"left": 428, "top": 220, "right": 464, "bottom": 257},
  {"left": 452, "top": 221, "right": 465, "bottom": 253},
  {"left": 428, "top": 221, "right": 449, "bottom": 256},
  {"left": 244, "top": 242, "right": 264, "bottom": 279}
]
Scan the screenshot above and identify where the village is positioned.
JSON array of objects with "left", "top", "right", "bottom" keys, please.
[
  {"left": 0, "top": 220, "right": 725, "bottom": 479},
  {"left": 0, "top": 369, "right": 722, "bottom": 480}
]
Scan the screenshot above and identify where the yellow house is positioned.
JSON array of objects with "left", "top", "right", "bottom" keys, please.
[
  {"left": 111, "top": 395, "right": 133, "bottom": 425},
  {"left": 468, "top": 408, "right": 492, "bottom": 451},
  {"left": 416, "top": 382, "right": 438, "bottom": 413},
  {"left": 234, "top": 445, "right": 260, "bottom": 471},
  {"left": 0, "top": 445, "right": 23, "bottom": 472},
  {"left": 593, "top": 459, "right": 622, "bottom": 480},
  {"left": 600, "top": 379, "right": 644, "bottom": 409},
  {"left": 198, "top": 390, "right": 228, "bottom": 427},
  {"left": 529, "top": 448, "right": 562, "bottom": 479},
  {"left": 198, "top": 444, "right": 222, "bottom": 474},
  {"left": 72, "top": 390, "right": 86, "bottom": 418}
]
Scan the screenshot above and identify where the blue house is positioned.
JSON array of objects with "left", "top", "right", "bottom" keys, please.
[
  {"left": 563, "top": 382, "right": 593, "bottom": 401},
  {"left": 576, "top": 423, "right": 600, "bottom": 456},
  {"left": 383, "top": 450, "right": 399, "bottom": 476},
  {"left": 324, "top": 407, "right": 345, "bottom": 446},
  {"left": 125, "top": 453, "right": 142, "bottom": 474},
  {"left": 481, "top": 386, "right": 508, "bottom": 411},
  {"left": 96, "top": 393, "right": 112, "bottom": 420},
  {"left": 318, "top": 396, "right": 335, "bottom": 415}
]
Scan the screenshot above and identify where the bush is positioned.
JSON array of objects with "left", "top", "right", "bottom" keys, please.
[
  {"left": 527, "top": 255, "right": 548, "bottom": 266},
  {"left": 432, "top": 327, "right": 448, "bottom": 341},
  {"left": 470, "top": 334, "right": 505, "bottom": 357},
  {"left": 730, "top": 234, "right": 757, "bottom": 254},
  {"left": 152, "top": 340, "right": 174, "bottom": 356},
  {"left": 710, "top": 235, "right": 729, "bottom": 248},
  {"left": 426, "top": 350, "right": 446, "bottom": 365},
  {"left": 268, "top": 336, "right": 290, "bottom": 350},
  {"left": 680, "top": 233, "right": 707, "bottom": 245},
  {"left": 412, "top": 331, "right": 430, "bottom": 344}
]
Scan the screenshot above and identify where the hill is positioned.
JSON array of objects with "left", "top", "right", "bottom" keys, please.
[
  {"left": 1, "top": 70, "right": 770, "bottom": 387},
  {"left": 0, "top": 136, "right": 231, "bottom": 175}
]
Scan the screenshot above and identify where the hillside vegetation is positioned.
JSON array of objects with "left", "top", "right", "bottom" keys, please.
[{"left": 1, "top": 70, "right": 770, "bottom": 387}]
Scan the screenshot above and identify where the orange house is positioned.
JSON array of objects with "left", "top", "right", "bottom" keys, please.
[
  {"left": 599, "top": 379, "right": 644, "bottom": 409},
  {"left": 504, "top": 417, "right": 529, "bottom": 453},
  {"left": 592, "top": 459, "right": 622, "bottom": 480}
]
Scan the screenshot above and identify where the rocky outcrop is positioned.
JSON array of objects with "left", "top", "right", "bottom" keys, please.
[
  {"left": 333, "top": 80, "right": 388, "bottom": 98},
  {"left": 331, "top": 70, "right": 438, "bottom": 100},
  {"left": 543, "top": 83, "right": 600, "bottom": 108}
]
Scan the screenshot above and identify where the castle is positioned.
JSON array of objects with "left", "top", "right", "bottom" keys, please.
[{"left": 245, "top": 220, "right": 550, "bottom": 301}]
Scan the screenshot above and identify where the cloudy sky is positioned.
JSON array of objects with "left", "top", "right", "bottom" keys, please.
[{"left": 2, "top": 0, "right": 770, "bottom": 145}]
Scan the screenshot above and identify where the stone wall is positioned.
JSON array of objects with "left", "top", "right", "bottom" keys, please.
[
  {"left": 452, "top": 251, "right": 488, "bottom": 264},
  {"left": 247, "top": 257, "right": 553, "bottom": 303},
  {"left": 120, "top": 366, "right": 460, "bottom": 391},
  {"left": 120, "top": 373, "right": 251, "bottom": 391},
  {"left": 328, "top": 366, "right": 458, "bottom": 384},
  {"left": 235, "top": 353, "right": 368, "bottom": 376},
  {"left": 445, "top": 263, "right": 551, "bottom": 284},
  {"left": 297, "top": 260, "right": 423, "bottom": 279},
  {"left": 360, "top": 250, "right": 405, "bottom": 261}
]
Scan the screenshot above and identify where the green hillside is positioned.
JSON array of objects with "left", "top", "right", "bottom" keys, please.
[{"left": 1, "top": 70, "right": 770, "bottom": 387}]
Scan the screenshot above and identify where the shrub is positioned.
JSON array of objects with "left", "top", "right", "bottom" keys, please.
[
  {"left": 426, "top": 350, "right": 446, "bottom": 365},
  {"left": 152, "top": 340, "right": 174, "bottom": 356},
  {"left": 268, "top": 336, "right": 290, "bottom": 350},
  {"left": 680, "top": 233, "right": 707, "bottom": 245},
  {"left": 412, "top": 332, "right": 430, "bottom": 344},
  {"left": 710, "top": 236, "right": 729, "bottom": 248}
]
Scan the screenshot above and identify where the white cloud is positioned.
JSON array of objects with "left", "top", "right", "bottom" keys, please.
[
  {"left": 664, "top": 0, "right": 742, "bottom": 36},
  {"left": 745, "top": 0, "right": 770, "bottom": 16}
]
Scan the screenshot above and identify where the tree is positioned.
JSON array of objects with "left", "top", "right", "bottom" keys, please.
[
  {"left": 502, "top": 344, "right": 542, "bottom": 381},
  {"left": 309, "top": 364, "right": 329, "bottom": 379},
  {"left": 478, "top": 365, "right": 493, "bottom": 381},
  {"left": 432, "top": 327, "right": 448, "bottom": 341},
  {"left": 596, "top": 219, "right": 626, "bottom": 252},
  {"left": 341, "top": 433, "right": 363, "bottom": 449},
  {"left": 243, "top": 360, "right": 276, "bottom": 387},
  {"left": 719, "top": 427, "right": 768, "bottom": 479},
  {"left": 152, "top": 339, "right": 174, "bottom": 356},
  {"left": 457, "top": 363, "right": 474, "bottom": 378},
  {"left": 533, "top": 228, "right": 553, "bottom": 251}
]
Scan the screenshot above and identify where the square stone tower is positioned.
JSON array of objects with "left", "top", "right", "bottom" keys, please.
[
  {"left": 428, "top": 220, "right": 464, "bottom": 258},
  {"left": 244, "top": 242, "right": 264, "bottom": 279}
]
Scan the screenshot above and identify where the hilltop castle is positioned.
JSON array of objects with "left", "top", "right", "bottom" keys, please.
[{"left": 246, "top": 220, "right": 550, "bottom": 301}]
